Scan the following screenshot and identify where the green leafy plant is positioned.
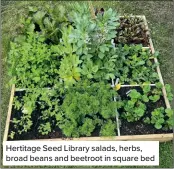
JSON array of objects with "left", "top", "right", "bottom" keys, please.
[
  {"left": 38, "top": 122, "right": 51, "bottom": 135},
  {"left": 100, "top": 120, "right": 116, "bottom": 136},
  {"left": 165, "top": 84, "right": 173, "bottom": 101},
  {"left": 10, "top": 91, "right": 38, "bottom": 137},
  {"left": 81, "top": 59, "right": 98, "bottom": 79},
  {"left": 20, "top": 4, "right": 69, "bottom": 43},
  {"left": 9, "top": 87, "right": 63, "bottom": 139},
  {"left": 164, "top": 108, "right": 173, "bottom": 130},
  {"left": 149, "top": 83, "right": 163, "bottom": 102},
  {"left": 56, "top": 81, "right": 118, "bottom": 137},
  {"left": 115, "top": 16, "right": 149, "bottom": 46},
  {"left": 112, "top": 45, "right": 160, "bottom": 84},
  {"left": 8, "top": 131, "right": 15, "bottom": 140},
  {"left": 144, "top": 107, "right": 173, "bottom": 130},
  {"left": 58, "top": 54, "right": 82, "bottom": 86},
  {"left": 122, "top": 84, "right": 164, "bottom": 123},
  {"left": 122, "top": 89, "right": 146, "bottom": 122},
  {"left": 151, "top": 107, "right": 165, "bottom": 129},
  {"left": 79, "top": 118, "right": 95, "bottom": 136},
  {"left": 8, "top": 32, "right": 60, "bottom": 88},
  {"left": 95, "top": 8, "right": 120, "bottom": 44},
  {"left": 8, "top": 3, "right": 173, "bottom": 140},
  {"left": 68, "top": 3, "right": 120, "bottom": 60}
]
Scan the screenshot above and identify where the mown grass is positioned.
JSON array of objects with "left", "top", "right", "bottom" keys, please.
[{"left": 1, "top": 1, "right": 173, "bottom": 168}]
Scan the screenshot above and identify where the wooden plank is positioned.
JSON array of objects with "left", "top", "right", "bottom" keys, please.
[
  {"left": 16, "top": 133, "right": 173, "bottom": 142},
  {"left": 3, "top": 84, "right": 15, "bottom": 142},
  {"left": 142, "top": 15, "right": 171, "bottom": 109}
]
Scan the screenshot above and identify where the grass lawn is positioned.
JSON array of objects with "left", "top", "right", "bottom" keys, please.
[{"left": 1, "top": 1, "right": 173, "bottom": 168}]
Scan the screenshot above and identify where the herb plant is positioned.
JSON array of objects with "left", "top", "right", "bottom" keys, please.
[
  {"left": 9, "top": 88, "right": 62, "bottom": 139},
  {"left": 56, "top": 81, "right": 119, "bottom": 137},
  {"left": 8, "top": 32, "right": 60, "bottom": 88},
  {"left": 99, "top": 120, "right": 116, "bottom": 136}
]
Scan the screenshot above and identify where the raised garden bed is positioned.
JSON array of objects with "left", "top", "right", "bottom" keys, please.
[{"left": 3, "top": 3, "right": 173, "bottom": 142}]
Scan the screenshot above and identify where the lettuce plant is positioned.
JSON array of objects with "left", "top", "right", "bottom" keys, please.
[
  {"left": 122, "top": 89, "right": 146, "bottom": 122},
  {"left": 165, "top": 84, "right": 174, "bottom": 101},
  {"left": 144, "top": 108, "right": 173, "bottom": 130},
  {"left": 122, "top": 84, "right": 164, "bottom": 122}
]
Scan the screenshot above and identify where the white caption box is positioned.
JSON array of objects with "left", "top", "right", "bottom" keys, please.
[{"left": 3, "top": 141, "right": 159, "bottom": 166}]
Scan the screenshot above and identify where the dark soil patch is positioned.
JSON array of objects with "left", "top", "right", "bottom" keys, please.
[{"left": 8, "top": 91, "right": 116, "bottom": 141}]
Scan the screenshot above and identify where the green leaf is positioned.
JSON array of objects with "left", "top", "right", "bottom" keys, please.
[
  {"left": 153, "top": 51, "right": 159, "bottom": 58},
  {"left": 155, "top": 123, "right": 162, "bottom": 129},
  {"left": 77, "top": 40, "right": 84, "bottom": 48},
  {"left": 33, "top": 11, "right": 46, "bottom": 25},
  {"left": 33, "top": 77, "right": 40, "bottom": 82},
  {"left": 92, "top": 65, "right": 98, "bottom": 73},
  {"left": 98, "top": 52, "right": 105, "bottom": 59},
  {"left": 143, "top": 117, "right": 150, "bottom": 124},
  {"left": 165, "top": 84, "right": 171, "bottom": 92},
  {"left": 143, "top": 85, "right": 151, "bottom": 94},
  {"left": 105, "top": 73, "right": 115, "bottom": 80},
  {"left": 100, "top": 120, "right": 116, "bottom": 137},
  {"left": 134, "top": 108, "right": 144, "bottom": 117},
  {"left": 87, "top": 74, "right": 93, "bottom": 79},
  {"left": 43, "top": 17, "right": 53, "bottom": 30},
  {"left": 99, "top": 46, "right": 105, "bottom": 53},
  {"left": 129, "top": 90, "right": 141, "bottom": 99},
  {"left": 27, "top": 23, "right": 35, "bottom": 32},
  {"left": 28, "top": 6, "right": 38, "bottom": 12},
  {"left": 158, "top": 118, "right": 164, "bottom": 124},
  {"left": 135, "top": 61, "right": 145, "bottom": 66},
  {"left": 165, "top": 108, "right": 173, "bottom": 117},
  {"left": 14, "top": 35, "right": 26, "bottom": 44},
  {"left": 155, "top": 82, "right": 163, "bottom": 89},
  {"left": 149, "top": 95, "right": 160, "bottom": 102},
  {"left": 142, "top": 95, "right": 149, "bottom": 102}
]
